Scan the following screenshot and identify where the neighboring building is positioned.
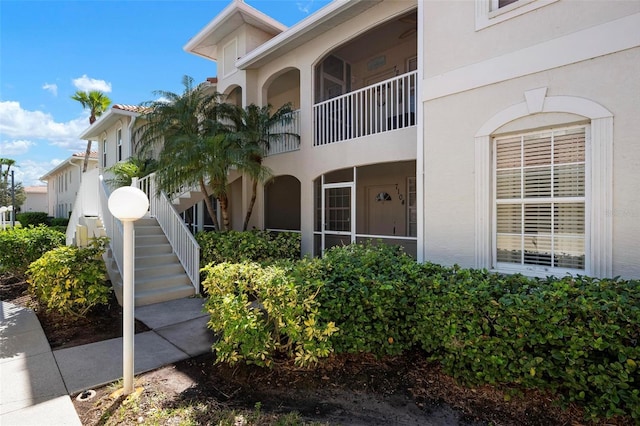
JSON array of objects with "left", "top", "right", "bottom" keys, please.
[
  {"left": 40, "top": 152, "right": 98, "bottom": 218},
  {"left": 182, "top": 0, "right": 639, "bottom": 279},
  {"left": 22, "top": 186, "right": 48, "bottom": 213},
  {"left": 79, "top": 104, "right": 148, "bottom": 177}
]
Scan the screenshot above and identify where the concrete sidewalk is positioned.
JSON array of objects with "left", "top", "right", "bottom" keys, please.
[{"left": 1, "top": 297, "right": 216, "bottom": 426}]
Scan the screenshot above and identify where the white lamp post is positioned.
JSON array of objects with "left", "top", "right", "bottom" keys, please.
[{"left": 107, "top": 186, "right": 149, "bottom": 395}]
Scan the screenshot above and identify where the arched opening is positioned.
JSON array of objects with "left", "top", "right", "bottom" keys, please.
[
  {"left": 313, "top": 9, "right": 417, "bottom": 145},
  {"left": 474, "top": 88, "right": 613, "bottom": 277},
  {"left": 264, "top": 175, "right": 301, "bottom": 231},
  {"left": 224, "top": 85, "right": 242, "bottom": 107}
]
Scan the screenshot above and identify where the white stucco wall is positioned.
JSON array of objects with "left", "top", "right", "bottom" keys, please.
[
  {"left": 22, "top": 189, "right": 48, "bottom": 213},
  {"left": 421, "top": 39, "right": 640, "bottom": 278}
]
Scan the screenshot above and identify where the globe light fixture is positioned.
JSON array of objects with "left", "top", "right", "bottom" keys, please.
[{"left": 107, "top": 186, "right": 149, "bottom": 395}]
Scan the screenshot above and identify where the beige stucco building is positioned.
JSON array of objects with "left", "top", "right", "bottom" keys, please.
[
  {"left": 22, "top": 186, "right": 48, "bottom": 213},
  {"left": 69, "top": 0, "right": 639, "bottom": 307},
  {"left": 181, "top": 0, "right": 639, "bottom": 279},
  {"left": 40, "top": 152, "right": 98, "bottom": 218}
]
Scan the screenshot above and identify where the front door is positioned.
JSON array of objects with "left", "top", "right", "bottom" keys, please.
[{"left": 367, "top": 184, "right": 401, "bottom": 236}]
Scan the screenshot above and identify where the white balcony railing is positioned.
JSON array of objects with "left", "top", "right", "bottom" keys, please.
[
  {"left": 136, "top": 173, "right": 200, "bottom": 294},
  {"left": 313, "top": 71, "right": 417, "bottom": 146},
  {"left": 266, "top": 109, "right": 301, "bottom": 156}
]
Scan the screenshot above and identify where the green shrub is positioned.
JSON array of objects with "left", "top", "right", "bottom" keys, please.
[
  {"left": 413, "top": 267, "right": 640, "bottom": 421},
  {"left": 15, "top": 212, "right": 50, "bottom": 227},
  {"left": 50, "top": 217, "right": 69, "bottom": 227},
  {"left": 196, "top": 230, "right": 300, "bottom": 266},
  {"left": 27, "top": 237, "right": 111, "bottom": 318},
  {"left": 202, "top": 260, "right": 337, "bottom": 367},
  {"left": 314, "top": 242, "right": 423, "bottom": 357},
  {"left": 0, "top": 225, "right": 65, "bottom": 276}
]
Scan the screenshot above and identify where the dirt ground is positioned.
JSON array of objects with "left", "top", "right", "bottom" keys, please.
[{"left": 2, "top": 273, "right": 631, "bottom": 425}]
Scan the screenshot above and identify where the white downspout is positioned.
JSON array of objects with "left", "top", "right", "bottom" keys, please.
[
  {"left": 128, "top": 116, "right": 137, "bottom": 158},
  {"left": 416, "top": 1, "right": 425, "bottom": 263}
]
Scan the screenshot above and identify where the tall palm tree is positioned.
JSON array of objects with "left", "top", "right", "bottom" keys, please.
[
  {"left": 71, "top": 90, "right": 112, "bottom": 172},
  {"left": 223, "top": 103, "right": 299, "bottom": 230},
  {"left": 136, "top": 76, "right": 236, "bottom": 231}
]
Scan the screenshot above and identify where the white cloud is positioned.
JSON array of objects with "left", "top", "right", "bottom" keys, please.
[
  {"left": 0, "top": 101, "right": 88, "bottom": 150},
  {"left": 72, "top": 74, "right": 112, "bottom": 93},
  {"left": 296, "top": 1, "right": 315, "bottom": 14},
  {"left": 13, "top": 159, "right": 57, "bottom": 186},
  {"left": 42, "top": 83, "right": 58, "bottom": 96},
  {"left": 0, "top": 140, "right": 35, "bottom": 156},
  {"left": 0, "top": 101, "right": 89, "bottom": 146}
]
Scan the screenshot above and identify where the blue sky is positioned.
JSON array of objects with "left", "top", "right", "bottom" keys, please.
[{"left": 0, "top": 0, "right": 331, "bottom": 186}]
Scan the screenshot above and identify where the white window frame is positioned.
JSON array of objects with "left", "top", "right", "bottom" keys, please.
[
  {"left": 492, "top": 126, "right": 588, "bottom": 276},
  {"left": 116, "top": 128, "right": 123, "bottom": 161},
  {"left": 102, "top": 138, "right": 107, "bottom": 167},
  {"left": 475, "top": 0, "right": 559, "bottom": 31},
  {"left": 475, "top": 88, "right": 613, "bottom": 278}
]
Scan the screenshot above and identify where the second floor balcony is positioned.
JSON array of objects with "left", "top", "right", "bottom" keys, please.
[
  {"left": 314, "top": 70, "right": 417, "bottom": 146},
  {"left": 267, "top": 70, "right": 417, "bottom": 156}
]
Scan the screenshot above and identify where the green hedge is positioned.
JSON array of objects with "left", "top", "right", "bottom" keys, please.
[
  {"left": 50, "top": 217, "right": 69, "bottom": 227},
  {"left": 196, "top": 230, "right": 300, "bottom": 266},
  {"left": 201, "top": 241, "right": 639, "bottom": 420},
  {"left": 413, "top": 267, "right": 640, "bottom": 421},
  {"left": 0, "top": 225, "right": 65, "bottom": 276},
  {"left": 315, "top": 243, "right": 422, "bottom": 356},
  {"left": 15, "top": 212, "right": 50, "bottom": 227}
]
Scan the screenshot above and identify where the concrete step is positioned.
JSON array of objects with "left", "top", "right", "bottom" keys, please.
[
  {"left": 134, "top": 285, "right": 195, "bottom": 306},
  {"left": 136, "top": 234, "right": 169, "bottom": 246},
  {"left": 135, "top": 273, "right": 193, "bottom": 292},
  {"left": 135, "top": 217, "right": 159, "bottom": 227},
  {"left": 135, "top": 244, "right": 173, "bottom": 256},
  {"left": 136, "top": 253, "right": 180, "bottom": 268},
  {"left": 135, "top": 225, "right": 165, "bottom": 236},
  {"left": 135, "top": 263, "right": 186, "bottom": 280}
]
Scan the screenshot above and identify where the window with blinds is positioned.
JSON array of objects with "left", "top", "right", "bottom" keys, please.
[{"left": 494, "top": 127, "right": 586, "bottom": 271}]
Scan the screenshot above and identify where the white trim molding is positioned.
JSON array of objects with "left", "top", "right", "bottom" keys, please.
[
  {"left": 475, "top": 89, "right": 613, "bottom": 277},
  {"left": 425, "top": 13, "right": 640, "bottom": 101},
  {"left": 476, "top": 0, "right": 559, "bottom": 31}
]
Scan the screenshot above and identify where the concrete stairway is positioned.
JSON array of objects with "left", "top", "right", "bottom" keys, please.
[{"left": 108, "top": 217, "right": 195, "bottom": 306}]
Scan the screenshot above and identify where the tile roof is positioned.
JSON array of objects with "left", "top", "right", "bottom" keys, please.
[
  {"left": 72, "top": 151, "right": 98, "bottom": 159},
  {"left": 112, "top": 104, "right": 151, "bottom": 113},
  {"left": 24, "top": 186, "right": 47, "bottom": 194}
]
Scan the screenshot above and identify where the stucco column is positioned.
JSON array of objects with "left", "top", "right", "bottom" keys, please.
[{"left": 300, "top": 178, "right": 315, "bottom": 257}]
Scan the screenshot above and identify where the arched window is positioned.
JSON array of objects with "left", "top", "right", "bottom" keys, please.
[{"left": 475, "top": 88, "right": 613, "bottom": 277}]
